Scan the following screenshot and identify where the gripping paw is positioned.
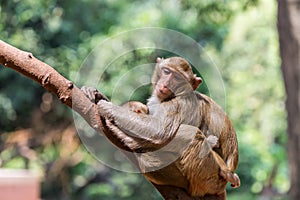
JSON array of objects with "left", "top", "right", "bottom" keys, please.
[{"left": 81, "top": 86, "right": 109, "bottom": 103}]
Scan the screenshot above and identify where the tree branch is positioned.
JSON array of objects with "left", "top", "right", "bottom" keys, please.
[{"left": 0, "top": 40, "right": 225, "bottom": 200}]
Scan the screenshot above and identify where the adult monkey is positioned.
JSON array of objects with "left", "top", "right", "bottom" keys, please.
[{"left": 81, "top": 57, "right": 240, "bottom": 197}]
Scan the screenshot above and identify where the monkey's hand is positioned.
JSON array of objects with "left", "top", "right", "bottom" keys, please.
[{"left": 81, "top": 86, "right": 109, "bottom": 104}]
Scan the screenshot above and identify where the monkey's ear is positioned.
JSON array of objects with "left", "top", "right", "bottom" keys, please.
[
  {"left": 156, "top": 57, "right": 163, "bottom": 63},
  {"left": 192, "top": 76, "right": 202, "bottom": 90}
]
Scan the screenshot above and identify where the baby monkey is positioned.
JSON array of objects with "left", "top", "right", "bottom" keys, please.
[{"left": 122, "top": 101, "right": 149, "bottom": 114}]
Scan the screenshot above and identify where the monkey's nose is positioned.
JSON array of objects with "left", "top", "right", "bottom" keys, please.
[{"left": 159, "top": 86, "right": 169, "bottom": 94}]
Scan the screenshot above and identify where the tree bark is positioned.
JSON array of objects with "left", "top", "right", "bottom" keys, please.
[
  {"left": 278, "top": 0, "right": 300, "bottom": 199},
  {"left": 0, "top": 40, "right": 224, "bottom": 199}
]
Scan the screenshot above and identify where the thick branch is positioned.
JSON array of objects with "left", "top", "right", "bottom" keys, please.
[
  {"left": 0, "top": 40, "right": 99, "bottom": 132},
  {"left": 0, "top": 40, "right": 131, "bottom": 155},
  {"left": 0, "top": 40, "right": 223, "bottom": 200}
]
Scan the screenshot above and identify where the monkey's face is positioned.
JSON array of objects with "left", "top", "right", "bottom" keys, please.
[{"left": 155, "top": 66, "right": 191, "bottom": 101}]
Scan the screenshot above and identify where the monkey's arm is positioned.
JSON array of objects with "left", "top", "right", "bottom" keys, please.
[
  {"left": 97, "top": 100, "right": 181, "bottom": 147},
  {"left": 81, "top": 86, "right": 177, "bottom": 150}
]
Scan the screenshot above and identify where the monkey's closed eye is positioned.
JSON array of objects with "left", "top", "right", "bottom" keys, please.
[{"left": 162, "top": 67, "right": 171, "bottom": 75}]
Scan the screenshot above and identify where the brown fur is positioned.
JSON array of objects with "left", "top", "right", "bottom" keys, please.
[{"left": 81, "top": 57, "right": 240, "bottom": 198}]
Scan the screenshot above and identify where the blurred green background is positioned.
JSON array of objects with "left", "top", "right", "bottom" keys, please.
[{"left": 0, "top": 0, "right": 288, "bottom": 199}]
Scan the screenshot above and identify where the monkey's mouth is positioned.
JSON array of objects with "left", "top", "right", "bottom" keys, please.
[{"left": 156, "top": 87, "right": 173, "bottom": 98}]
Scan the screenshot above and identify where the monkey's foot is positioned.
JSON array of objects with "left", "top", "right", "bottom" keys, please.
[
  {"left": 220, "top": 171, "right": 240, "bottom": 188},
  {"left": 206, "top": 135, "right": 219, "bottom": 148}
]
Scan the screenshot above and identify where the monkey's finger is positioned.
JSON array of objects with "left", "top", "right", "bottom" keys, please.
[{"left": 81, "top": 86, "right": 97, "bottom": 102}]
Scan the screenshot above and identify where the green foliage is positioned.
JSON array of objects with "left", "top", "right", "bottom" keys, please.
[
  {"left": 210, "top": 0, "right": 288, "bottom": 196},
  {"left": 0, "top": 0, "right": 287, "bottom": 199}
]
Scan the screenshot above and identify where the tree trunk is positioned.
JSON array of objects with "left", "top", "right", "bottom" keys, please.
[
  {"left": 278, "top": 0, "right": 300, "bottom": 199},
  {"left": 0, "top": 40, "right": 224, "bottom": 199}
]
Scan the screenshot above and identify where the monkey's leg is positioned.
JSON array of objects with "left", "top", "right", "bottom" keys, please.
[
  {"left": 198, "top": 132, "right": 240, "bottom": 188},
  {"left": 211, "top": 151, "right": 240, "bottom": 188}
]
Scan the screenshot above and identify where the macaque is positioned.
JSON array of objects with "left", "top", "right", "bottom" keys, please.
[{"left": 81, "top": 57, "right": 240, "bottom": 197}]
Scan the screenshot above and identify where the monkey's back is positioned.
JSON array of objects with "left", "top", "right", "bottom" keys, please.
[{"left": 195, "top": 92, "right": 239, "bottom": 171}]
